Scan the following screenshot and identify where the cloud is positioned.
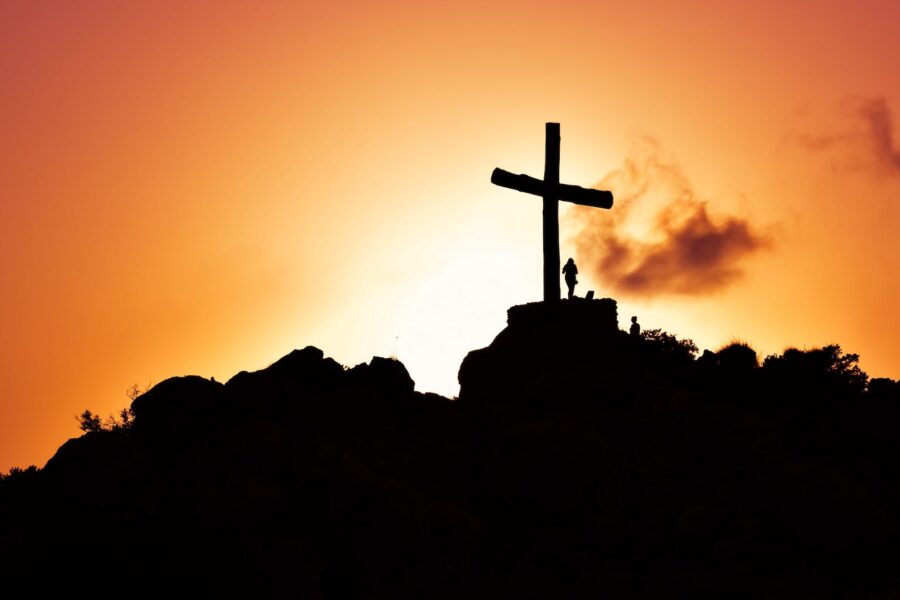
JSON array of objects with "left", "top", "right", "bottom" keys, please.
[
  {"left": 794, "top": 96, "right": 900, "bottom": 176},
  {"left": 569, "top": 137, "right": 769, "bottom": 297},
  {"left": 856, "top": 97, "right": 900, "bottom": 173}
]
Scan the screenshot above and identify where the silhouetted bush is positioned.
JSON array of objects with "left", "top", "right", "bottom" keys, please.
[
  {"left": 762, "top": 344, "right": 868, "bottom": 397},
  {"left": 77, "top": 409, "right": 103, "bottom": 433},
  {"left": 640, "top": 328, "right": 699, "bottom": 359},
  {"left": 76, "top": 385, "right": 142, "bottom": 434},
  {"left": 0, "top": 465, "right": 38, "bottom": 488},
  {"left": 716, "top": 341, "right": 758, "bottom": 371},
  {"left": 637, "top": 328, "right": 699, "bottom": 375},
  {"left": 77, "top": 407, "right": 135, "bottom": 433},
  {"left": 868, "top": 377, "right": 900, "bottom": 401}
]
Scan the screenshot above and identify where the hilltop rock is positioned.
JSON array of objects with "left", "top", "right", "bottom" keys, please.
[
  {"left": 506, "top": 296, "right": 618, "bottom": 332},
  {"left": 131, "top": 375, "right": 224, "bottom": 436},
  {"left": 347, "top": 356, "right": 415, "bottom": 398},
  {"left": 459, "top": 298, "right": 631, "bottom": 410}
]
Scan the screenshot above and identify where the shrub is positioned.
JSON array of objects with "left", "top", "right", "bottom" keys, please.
[{"left": 640, "top": 328, "right": 699, "bottom": 360}]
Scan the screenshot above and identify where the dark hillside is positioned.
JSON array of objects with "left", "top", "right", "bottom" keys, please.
[{"left": 2, "top": 299, "right": 900, "bottom": 598}]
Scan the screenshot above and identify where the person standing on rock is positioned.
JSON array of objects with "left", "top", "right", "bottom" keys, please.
[
  {"left": 630, "top": 316, "right": 641, "bottom": 337},
  {"left": 562, "top": 258, "right": 578, "bottom": 299}
]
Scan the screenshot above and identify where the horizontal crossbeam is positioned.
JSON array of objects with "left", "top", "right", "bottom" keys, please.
[{"left": 491, "top": 168, "right": 613, "bottom": 210}]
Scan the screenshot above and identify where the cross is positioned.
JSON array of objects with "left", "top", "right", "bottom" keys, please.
[{"left": 491, "top": 123, "right": 614, "bottom": 302}]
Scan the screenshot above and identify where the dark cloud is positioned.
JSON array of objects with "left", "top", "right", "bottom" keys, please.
[
  {"left": 794, "top": 96, "right": 900, "bottom": 175},
  {"left": 570, "top": 137, "right": 768, "bottom": 297},
  {"left": 856, "top": 97, "right": 900, "bottom": 173}
]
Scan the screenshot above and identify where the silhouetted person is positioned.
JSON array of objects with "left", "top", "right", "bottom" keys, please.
[
  {"left": 562, "top": 258, "right": 578, "bottom": 299},
  {"left": 630, "top": 316, "right": 640, "bottom": 337}
]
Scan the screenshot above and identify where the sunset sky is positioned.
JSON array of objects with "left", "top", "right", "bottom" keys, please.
[{"left": 3, "top": 0, "right": 900, "bottom": 471}]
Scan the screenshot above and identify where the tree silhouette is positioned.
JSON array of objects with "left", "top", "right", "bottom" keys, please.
[{"left": 77, "top": 410, "right": 103, "bottom": 433}]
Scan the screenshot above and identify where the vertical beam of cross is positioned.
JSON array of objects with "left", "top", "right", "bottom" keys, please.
[{"left": 543, "top": 123, "right": 561, "bottom": 302}]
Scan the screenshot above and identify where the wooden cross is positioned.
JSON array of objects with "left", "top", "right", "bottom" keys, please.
[{"left": 491, "top": 123, "right": 614, "bottom": 302}]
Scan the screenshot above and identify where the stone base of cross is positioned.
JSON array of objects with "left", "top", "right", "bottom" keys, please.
[{"left": 491, "top": 123, "right": 613, "bottom": 302}]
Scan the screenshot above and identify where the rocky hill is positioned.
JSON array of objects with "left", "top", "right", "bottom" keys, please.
[{"left": 2, "top": 298, "right": 900, "bottom": 598}]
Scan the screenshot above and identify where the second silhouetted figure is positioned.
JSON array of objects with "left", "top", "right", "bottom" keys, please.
[
  {"left": 630, "top": 316, "right": 641, "bottom": 337},
  {"left": 562, "top": 258, "right": 578, "bottom": 299}
]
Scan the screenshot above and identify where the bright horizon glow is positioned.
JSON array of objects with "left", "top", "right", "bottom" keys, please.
[{"left": 3, "top": 1, "right": 900, "bottom": 471}]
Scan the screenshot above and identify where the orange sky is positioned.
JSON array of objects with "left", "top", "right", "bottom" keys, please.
[{"left": 3, "top": 0, "right": 900, "bottom": 471}]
